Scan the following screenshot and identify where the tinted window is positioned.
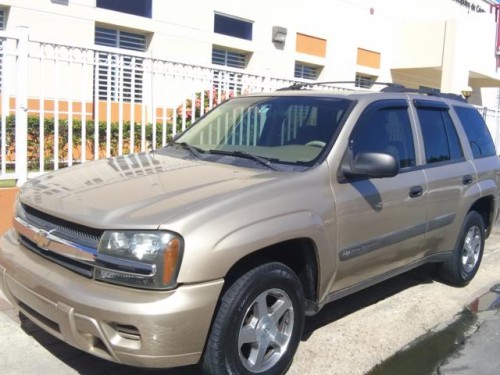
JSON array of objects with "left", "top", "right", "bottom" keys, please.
[
  {"left": 350, "top": 103, "right": 416, "bottom": 168},
  {"left": 454, "top": 106, "right": 496, "bottom": 158},
  {"left": 214, "top": 14, "right": 253, "bottom": 40},
  {"left": 418, "top": 108, "right": 463, "bottom": 164},
  {"left": 96, "top": 0, "right": 152, "bottom": 18}
]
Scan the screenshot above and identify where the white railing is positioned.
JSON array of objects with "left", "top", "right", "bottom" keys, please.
[
  {"left": 2, "top": 27, "right": 499, "bottom": 186},
  {"left": 0, "top": 27, "right": 315, "bottom": 185}
]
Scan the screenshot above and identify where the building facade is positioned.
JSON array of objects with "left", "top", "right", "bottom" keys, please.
[
  {"left": 1, "top": 0, "right": 500, "bottom": 183},
  {"left": 2, "top": 0, "right": 500, "bottom": 96}
]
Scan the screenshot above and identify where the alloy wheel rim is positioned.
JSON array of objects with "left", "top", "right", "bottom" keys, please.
[
  {"left": 462, "top": 225, "right": 481, "bottom": 273},
  {"left": 238, "top": 288, "right": 294, "bottom": 372}
]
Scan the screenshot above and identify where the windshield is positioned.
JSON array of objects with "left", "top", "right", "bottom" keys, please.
[{"left": 174, "top": 95, "right": 352, "bottom": 166}]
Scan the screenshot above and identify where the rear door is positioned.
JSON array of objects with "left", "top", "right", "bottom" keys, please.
[{"left": 413, "top": 99, "right": 479, "bottom": 255}]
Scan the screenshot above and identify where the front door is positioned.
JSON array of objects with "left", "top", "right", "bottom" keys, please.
[{"left": 331, "top": 100, "right": 428, "bottom": 293}]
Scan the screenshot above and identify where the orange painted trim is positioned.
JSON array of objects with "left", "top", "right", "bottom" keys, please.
[
  {"left": 0, "top": 96, "right": 174, "bottom": 125},
  {"left": 296, "top": 33, "right": 327, "bottom": 58},
  {"left": 96, "top": 101, "right": 145, "bottom": 123},
  {"left": 357, "top": 48, "right": 381, "bottom": 69}
]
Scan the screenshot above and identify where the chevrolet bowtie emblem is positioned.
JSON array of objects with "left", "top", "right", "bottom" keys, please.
[{"left": 33, "top": 228, "right": 53, "bottom": 250}]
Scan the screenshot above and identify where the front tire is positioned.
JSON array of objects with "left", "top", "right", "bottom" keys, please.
[
  {"left": 438, "top": 211, "right": 485, "bottom": 286},
  {"left": 202, "top": 262, "right": 305, "bottom": 375}
]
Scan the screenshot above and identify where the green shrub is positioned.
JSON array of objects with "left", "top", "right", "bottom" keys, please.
[{"left": 0, "top": 115, "right": 178, "bottom": 171}]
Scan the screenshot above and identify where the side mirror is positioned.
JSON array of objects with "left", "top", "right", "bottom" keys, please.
[{"left": 341, "top": 152, "right": 399, "bottom": 179}]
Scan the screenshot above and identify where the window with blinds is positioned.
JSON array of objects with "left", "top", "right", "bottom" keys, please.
[
  {"left": 0, "top": 9, "right": 4, "bottom": 29},
  {"left": 355, "top": 74, "right": 376, "bottom": 88},
  {"left": 294, "top": 62, "right": 319, "bottom": 80},
  {"left": 212, "top": 47, "right": 247, "bottom": 69},
  {"left": 94, "top": 27, "right": 146, "bottom": 102}
]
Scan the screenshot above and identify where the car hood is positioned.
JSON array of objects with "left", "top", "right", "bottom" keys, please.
[{"left": 19, "top": 153, "right": 276, "bottom": 229}]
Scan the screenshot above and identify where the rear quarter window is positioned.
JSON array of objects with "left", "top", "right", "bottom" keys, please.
[{"left": 454, "top": 106, "right": 496, "bottom": 158}]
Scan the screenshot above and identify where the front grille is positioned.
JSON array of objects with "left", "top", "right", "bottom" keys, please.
[
  {"left": 19, "top": 204, "right": 102, "bottom": 277},
  {"left": 22, "top": 204, "right": 102, "bottom": 248},
  {"left": 20, "top": 236, "right": 94, "bottom": 278}
]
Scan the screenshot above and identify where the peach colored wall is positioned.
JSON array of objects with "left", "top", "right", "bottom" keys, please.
[
  {"left": 0, "top": 97, "right": 148, "bottom": 123},
  {"left": 0, "top": 188, "right": 19, "bottom": 236}
]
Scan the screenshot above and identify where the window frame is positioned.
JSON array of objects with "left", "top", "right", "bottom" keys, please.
[
  {"left": 96, "top": 0, "right": 152, "bottom": 18},
  {"left": 214, "top": 13, "right": 253, "bottom": 40},
  {"left": 415, "top": 101, "right": 465, "bottom": 165},
  {"left": 355, "top": 73, "right": 377, "bottom": 88},
  {"left": 94, "top": 26, "right": 147, "bottom": 103},
  {"left": 0, "top": 8, "right": 5, "bottom": 30},
  {"left": 348, "top": 99, "right": 417, "bottom": 171},
  {"left": 211, "top": 47, "right": 248, "bottom": 69},
  {"left": 294, "top": 62, "right": 320, "bottom": 80},
  {"left": 453, "top": 105, "right": 497, "bottom": 159}
]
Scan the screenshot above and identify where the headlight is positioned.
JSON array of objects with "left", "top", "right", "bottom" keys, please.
[{"left": 95, "top": 231, "right": 183, "bottom": 290}]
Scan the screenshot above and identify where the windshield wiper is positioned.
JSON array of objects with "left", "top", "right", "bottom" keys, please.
[
  {"left": 209, "top": 149, "right": 279, "bottom": 171},
  {"left": 172, "top": 141, "right": 205, "bottom": 159}
]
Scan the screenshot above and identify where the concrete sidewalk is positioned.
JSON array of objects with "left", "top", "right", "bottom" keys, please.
[
  {"left": 1, "top": 228, "right": 500, "bottom": 374},
  {"left": 0, "top": 312, "right": 78, "bottom": 374}
]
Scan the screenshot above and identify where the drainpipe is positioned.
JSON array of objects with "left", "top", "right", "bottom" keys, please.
[
  {"left": 495, "top": 89, "right": 500, "bottom": 150},
  {"left": 491, "top": 3, "right": 500, "bottom": 68}
]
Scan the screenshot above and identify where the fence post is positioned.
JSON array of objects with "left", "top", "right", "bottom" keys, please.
[{"left": 15, "top": 26, "right": 29, "bottom": 186}]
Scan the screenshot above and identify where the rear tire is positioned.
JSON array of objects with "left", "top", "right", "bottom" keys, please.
[
  {"left": 438, "top": 211, "right": 485, "bottom": 286},
  {"left": 202, "top": 262, "right": 305, "bottom": 375}
]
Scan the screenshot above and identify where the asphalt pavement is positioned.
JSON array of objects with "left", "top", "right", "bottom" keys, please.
[{"left": 1, "top": 227, "right": 500, "bottom": 374}]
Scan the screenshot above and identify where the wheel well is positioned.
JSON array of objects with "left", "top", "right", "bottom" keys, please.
[
  {"left": 470, "top": 196, "right": 494, "bottom": 234},
  {"left": 223, "top": 238, "right": 319, "bottom": 303}
]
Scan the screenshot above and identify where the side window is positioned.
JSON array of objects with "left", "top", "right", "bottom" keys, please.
[
  {"left": 454, "top": 106, "right": 496, "bottom": 158},
  {"left": 417, "top": 107, "right": 463, "bottom": 164},
  {"left": 350, "top": 102, "right": 416, "bottom": 168}
]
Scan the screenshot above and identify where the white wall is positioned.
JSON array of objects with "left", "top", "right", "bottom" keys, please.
[{"left": 1, "top": 0, "right": 499, "bottom": 102}]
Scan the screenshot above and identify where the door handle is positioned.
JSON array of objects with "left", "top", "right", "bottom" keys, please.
[
  {"left": 409, "top": 185, "right": 423, "bottom": 198},
  {"left": 463, "top": 175, "right": 473, "bottom": 185}
]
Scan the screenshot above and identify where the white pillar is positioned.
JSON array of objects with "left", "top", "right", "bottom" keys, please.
[
  {"left": 440, "top": 18, "right": 470, "bottom": 96},
  {"left": 15, "top": 26, "right": 29, "bottom": 187}
]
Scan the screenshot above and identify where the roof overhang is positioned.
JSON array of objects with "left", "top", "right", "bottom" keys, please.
[
  {"left": 391, "top": 67, "right": 500, "bottom": 89},
  {"left": 469, "top": 70, "right": 500, "bottom": 87}
]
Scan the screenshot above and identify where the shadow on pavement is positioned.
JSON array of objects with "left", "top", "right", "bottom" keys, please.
[
  {"left": 19, "top": 315, "right": 202, "bottom": 375},
  {"left": 18, "top": 265, "right": 437, "bottom": 375},
  {"left": 302, "top": 264, "right": 436, "bottom": 340}
]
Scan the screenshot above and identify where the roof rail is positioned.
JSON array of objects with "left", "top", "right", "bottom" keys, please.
[
  {"left": 380, "top": 85, "right": 467, "bottom": 102},
  {"left": 277, "top": 81, "right": 467, "bottom": 102},
  {"left": 276, "top": 81, "right": 403, "bottom": 91}
]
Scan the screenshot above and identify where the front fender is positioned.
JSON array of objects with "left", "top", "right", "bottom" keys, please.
[{"left": 174, "top": 210, "right": 336, "bottom": 300}]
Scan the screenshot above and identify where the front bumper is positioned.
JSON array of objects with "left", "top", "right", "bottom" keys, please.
[{"left": 0, "top": 228, "right": 224, "bottom": 368}]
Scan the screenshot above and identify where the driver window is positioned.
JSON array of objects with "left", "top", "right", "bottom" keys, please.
[{"left": 350, "top": 104, "right": 416, "bottom": 169}]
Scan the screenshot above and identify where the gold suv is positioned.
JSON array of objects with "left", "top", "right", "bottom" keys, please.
[{"left": 1, "top": 83, "right": 499, "bottom": 374}]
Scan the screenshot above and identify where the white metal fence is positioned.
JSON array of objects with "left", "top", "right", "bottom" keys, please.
[
  {"left": 1, "top": 26, "right": 500, "bottom": 186},
  {"left": 0, "top": 27, "right": 315, "bottom": 185}
]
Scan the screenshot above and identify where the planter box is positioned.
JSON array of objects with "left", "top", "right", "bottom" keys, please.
[{"left": 0, "top": 187, "right": 19, "bottom": 235}]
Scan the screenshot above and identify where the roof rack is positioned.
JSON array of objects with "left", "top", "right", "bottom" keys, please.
[
  {"left": 276, "top": 81, "right": 403, "bottom": 91},
  {"left": 380, "top": 85, "right": 467, "bottom": 102},
  {"left": 277, "top": 81, "right": 467, "bottom": 102}
]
